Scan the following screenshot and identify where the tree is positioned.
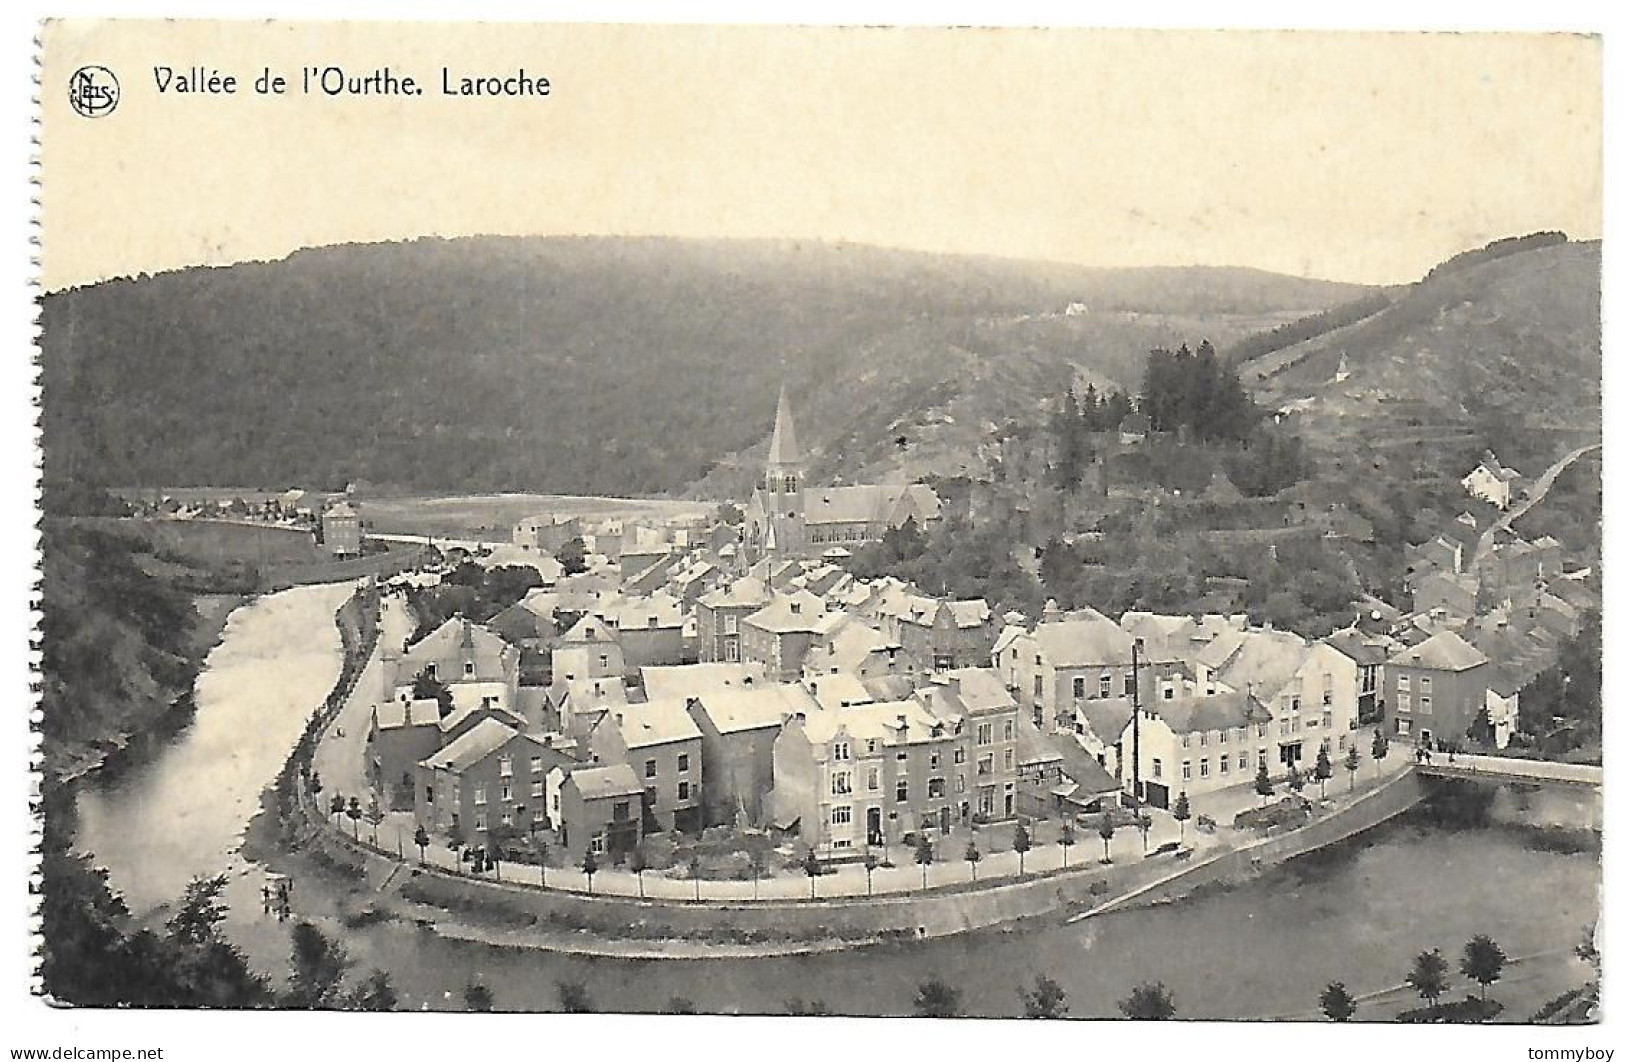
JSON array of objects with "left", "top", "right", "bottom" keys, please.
[
  {"left": 1314, "top": 744, "right": 1334, "bottom": 798},
  {"left": 582, "top": 850, "right": 599, "bottom": 894},
  {"left": 329, "top": 792, "right": 345, "bottom": 824},
  {"left": 536, "top": 840, "right": 550, "bottom": 887},
  {"left": 863, "top": 849, "right": 880, "bottom": 896},
  {"left": 1058, "top": 821, "right": 1076, "bottom": 868},
  {"left": 1461, "top": 935, "right": 1507, "bottom": 1001},
  {"left": 1118, "top": 981, "right": 1176, "bottom": 1020},
  {"left": 628, "top": 845, "right": 648, "bottom": 898},
  {"left": 463, "top": 980, "right": 494, "bottom": 1012},
  {"left": 1319, "top": 981, "right": 1357, "bottom": 1021},
  {"left": 1407, "top": 948, "right": 1450, "bottom": 1011},
  {"left": 1021, "top": 975, "right": 1068, "bottom": 1018},
  {"left": 410, "top": 668, "right": 456, "bottom": 717},
  {"left": 446, "top": 821, "right": 466, "bottom": 860},
  {"left": 168, "top": 875, "right": 231, "bottom": 947},
  {"left": 365, "top": 796, "right": 384, "bottom": 844},
  {"left": 802, "top": 848, "right": 822, "bottom": 899},
  {"left": 345, "top": 796, "right": 362, "bottom": 839},
  {"left": 557, "top": 980, "right": 593, "bottom": 1013},
  {"left": 1344, "top": 746, "right": 1361, "bottom": 792},
  {"left": 750, "top": 847, "right": 768, "bottom": 900},
  {"left": 557, "top": 537, "right": 589, "bottom": 576},
  {"left": 346, "top": 970, "right": 398, "bottom": 1012},
  {"left": 309, "top": 770, "right": 323, "bottom": 806},
  {"left": 1172, "top": 792, "right": 1191, "bottom": 842},
  {"left": 914, "top": 835, "right": 934, "bottom": 888},
  {"left": 914, "top": 977, "right": 962, "bottom": 1017},
  {"left": 288, "top": 921, "right": 351, "bottom": 1008},
  {"left": 965, "top": 841, "right": 982, "bottom": 881},
  {"left": 1467, "top": 706, "right": 1496, "bottom": 748},
  {"left": 690, "top": 855, "right": 703, "bottom": 901},
  {"left": 413, "top": 825, "right": 430, "bottom": 863},
  {"left": 1372, "top": 729, "right": 1390, "bottom": 776},
  {"left": 1287, "top": 763, "right": 1306, "bottom": 798},
  {"left": 1012, "top": 821, "right": 1032, "bottom": 874},
  {"left": 1254, "top": 760, "right": 1274, "bottom": 802},
  {"left": 1097, "top": 817, "right": 1115, "bottom": 863}
]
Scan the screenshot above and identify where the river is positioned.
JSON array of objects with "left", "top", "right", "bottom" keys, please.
[
  {"left": 70, "top": 583, "right": 1600, "bottom": 1019},
  {"left": 72, "top": 581, "right": 356, "bottom": 916}
]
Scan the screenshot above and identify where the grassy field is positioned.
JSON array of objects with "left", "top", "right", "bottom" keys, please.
[{"left": 352, "top": 493, "right": 716, "bottom": 538}]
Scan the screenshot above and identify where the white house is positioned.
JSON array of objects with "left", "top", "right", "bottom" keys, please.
[{"left": 1461, "top": 452, "right": 1523, "bottom": 510}]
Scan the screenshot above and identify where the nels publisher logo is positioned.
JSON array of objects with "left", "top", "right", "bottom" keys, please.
[{"left": 69, "top": 65, "right": 120, "bottom": 118}]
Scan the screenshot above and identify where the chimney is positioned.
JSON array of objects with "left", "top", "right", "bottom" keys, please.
[
  {"left": 615, "top": 712, "right": 624, "bottom": 726},
  {"left": 743, "top": 675, "right": 754, "bottom": 686},
  {"left": 686, "top": 696, "right": 701, "bottom": 712},
  {"left": 543, "top": 734, "right": 553, "bottom": 747},
  {"left": 896, "top": 714, "right": 910, "bottom": 741}
]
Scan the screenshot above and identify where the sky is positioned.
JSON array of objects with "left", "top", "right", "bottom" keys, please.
[{"left": 38, "top": 22, "right": 1602, "bottom": 290}]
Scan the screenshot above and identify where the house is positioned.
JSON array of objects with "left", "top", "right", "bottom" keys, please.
[
  {"left": 914, "top": 668, "right": 1022, "bottom": 822},
  {"left": 1407, "top": 535, "right": 1465, "bottom": 580},
  {"left": 390, "top": 616, "right": 520, "bottom": 718},
  {"left": 321, "top": 501, "right": 363, "bottom": 557},
  {"left": 1130, "top": 690, "right": 1275, "bottom": 808},
  {"left": 770, "top": 696, "right": 968, "bottom": 855},
  {"left": 996, "top": 608, "right": 1182, "bottom": 733},
  {"left": 1411, "top": 570, "right": 1480, "bottom": 622},
  {"left": 367, "top": 699, "right": 443, "bottom": 810},
  {"left": 600, "top": 591, "right": 688, "bottom": 675},
  {"left": 414, "top": 719, "right": 572, "bottom": 841},
  {"left": 695, "top": 576, "right": 772, "bottom": 663},
  {"left": 1461, "top": 451, "right": 1523, "bottom": 510},
  {"left": 555, "top": 763, "right": 644, "bottom": 861},
  {"left": 1324, "top": 629, "right": 1388, "bottom": 724},
  {"left": 1194, "top": 629, "right": 1360, "bottom": 772},
  {"left": 549, "top": 675, "right": 629, "bottom": 741},
  {"left": 886, "top": 595, "right": 996, "bottom": 672},
  {"left": 549, "top": 616, "right": 626, "bottom": 733},
  {"left": 512, "top": 514, "right": 582, "bottom": 554},
  {"left": 740, "top": 590, "right": 827, "bottom": 682},
  {"left": 685, "top": 683, "right": 818, "bottom": 826},
  {"left": 1384, "top": 629, "right": 1491, "bottom": 747},
  {"left": 800, "top": 617, "right": 920, "bottom": 686},
  {"left": 487, "top": 590, "right": 563, "bottom": 651},
  {"left": 1481, "top": 666, "right": 1522, "bottom": 749},
  {"left": 640, "top": 662, "right": 767, "bottom": 702},
  {"left": 587, "top": 699, "right": 705, "bottom": 834},
  {"left": 1118, "top": 412, "right": 1151, "bottom": 445},
  {"left": 1030, "top": 727, "right": 1124, "bottom": 816}
]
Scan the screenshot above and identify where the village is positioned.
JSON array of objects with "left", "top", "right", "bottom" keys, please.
[{"left": 197, "top": 386, "right": 1596, "bottom": 904}]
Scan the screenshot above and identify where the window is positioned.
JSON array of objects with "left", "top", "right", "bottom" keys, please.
[
  {"left": 425, "top": 785, "right": 434, "bottom": 803},
  {"left": 832, "top": 741, "right": 851, "bottom": 761},
  {"left": 956, "top": 775, "right": 966, "bottom": 793},
  {"left": 1397, "top": 718, "right": 1412, "bottom": 735},
  {"left": 954, "top": 747, "right": 966, "bottom": 764},
  {"left": 928, "top": 778, "right": 946, "bottom": 798},
  {"left": 1219, "top": 730, "right": 1228, "bottom": 744},
  {"left": 1002, "top": 749, "right": 1014, "bottom": 771},
  {"left": 724, "top": 641, "right": 739, "bottom": 662},
  {"left": 1181, "top": 734, "right": 1192, "bottom": 749},
  {"left": 1200, "top": 732, "right": 1210, "bottom": 747},
  {"left": 1181, "top": 761, "right": 1192, "bottom": 781},
  {"left": 867, "top": 768, "right": 880, "bottom": 791},
  {"left": 1397, "top": 673, "right": 1411, "bottom": 692},
  {"left": 724, "top": 614, "right": 739, "bottom": 635},
  {"left": 613, "top": 800, "right": 630, "bottom": 820},
  {"left": 1073, "top": 676, "right": 1088, "bottom": 700},
  {"left": 1220, "top": 754, "right": 1230, "bottom": 774},
  {"left": 1397, "top": 693, "right": 1412, "bottom": 712},
  {"left": 1003, "top": 720, "right": 1015, "bottom": 742},
  {"left": 1152, "top": 758, "right": 1163, "bottom": 779},
  {"left": 1337, "top": 735, "right": 1347, "bottom": 752},
  {"left": 473, "top": 787, "right": 487, "bottom": 806},
  {"left": 929, "top": 751, "right": 941, "bottom": 770},
  {"left": 896, "top": 780, "right": 909, "bottom": 802},
  {"left": 831, "top": 772, "right": 852, "bottom": 796},
  {"left": 1200, "top": 758, "right": 1210, "bottom": 778},
  {"left": 500, "top": 784, "right": 512, "bottom": 802},
  {"left": 977, "top": 723, "right": 993, "bottom": 746},
  {"left": 1323, "top": 687, "right": 1333, "bottom": 706},
  {"left": 645, "top": 786, "right": 658, "bottom": 807},
  {"left": 978, "top": 754, "right": 993, "bottom": 777},
  {"left": 464, "top": 661, "right": 475, "bottom": 678},
  {"left": 1257, "top": 724, "right": 1268, "bottom": 738},
  {"left": 475, "top": 813, "right": 486, "bottom": 831},
  {"left": 590, "top": 833, "right": 606, "bottom": 854},
  {"left": 677, "top": 753, "right": 690, "bottom": 772},
  {"left": 1419, "top": 696, "right": 1432, "bottom": 714},
  {"left": 1419, "top": 676, "right": 1432, "bottom": 694},
  {"left": 678, "top": 781, "right": 690, "bottom": 801},
  {"left": 530, "top": 756, "right": 543, "bottom": 773},
  {"left": 1290, "top": 696, "right": 1302, "bottom": 712},
  {"left": 896, "top": 750, "right": 908, "bottom": 761},
  {"left": 831, "top": 805, "right": 852, "bottom": 825},
  {"left": 1237, "top": 751, "right": 1248, "bottom": 771},
  {"left": 1100, "top": 672, "right": 1112, "bottom": 699},
  {"left": 1162, "top": 685, "right": 1175, "bottom": 701},
  {"left": 531, "top": 781, "right": 544, "bottom": 798},
  {"left": 499, "top": 756, "right": 513, "bottom": 778},
  {"left": 644, "top": 759, "right": 657, "bottom": 778}
]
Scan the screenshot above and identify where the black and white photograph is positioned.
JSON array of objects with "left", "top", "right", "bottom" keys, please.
[{"left": 20, "top": 11, "right": 1607, "bottom": 1044}]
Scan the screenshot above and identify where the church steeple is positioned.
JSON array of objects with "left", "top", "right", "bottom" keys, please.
[{"left": 766, "top": 382, "right": 802, "bottom": 468}]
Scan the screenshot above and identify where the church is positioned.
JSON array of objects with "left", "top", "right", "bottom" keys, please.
[{"left": 742, "top": 384, "right": 942, "bottom": 560}]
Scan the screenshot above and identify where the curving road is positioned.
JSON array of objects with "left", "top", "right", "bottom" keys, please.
[{"left": 1471, "top": 442, "right": 1599, "bottom": 571}]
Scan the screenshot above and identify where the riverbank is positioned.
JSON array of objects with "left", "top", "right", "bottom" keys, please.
[{"left": 49, "top": 590, "right": 247, "bottom": 787}]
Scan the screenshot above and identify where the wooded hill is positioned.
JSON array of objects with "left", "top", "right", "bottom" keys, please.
[{"left": 40, "top": 236, "right": 1366, "bottom": 498}]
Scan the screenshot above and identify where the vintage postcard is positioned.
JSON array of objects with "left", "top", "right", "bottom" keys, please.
[{"left": 29, "top": 16, "right": 1602, "bottom": 1035}]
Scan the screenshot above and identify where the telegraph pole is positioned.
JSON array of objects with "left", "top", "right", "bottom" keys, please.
[{"left": 1131, "top": 637, "right": 1144, "bottom": 804}]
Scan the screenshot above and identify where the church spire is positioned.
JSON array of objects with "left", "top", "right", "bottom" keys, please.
[{"left": 766, "top": 382, "right": 802, "bottom": 468}]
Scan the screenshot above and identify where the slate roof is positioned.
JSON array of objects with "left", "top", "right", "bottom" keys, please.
[
  {"left": 1149, "top": 691, "right": 1273, "bottom": 735},
  {"left": 699, "top": 575, "right": 773, "bottom": 610},
  {"left": 395, "top": 616, "right": 515, "bottom": 688},
  {"left": 1075, "top": 696, "right": 1136, "bottom": 745},
  {"left": 743, "top": 591, "right": 826, "bottom": 633},
  {"left": 1029, "top": 615, "right": 1134, "bottom": 668},
  {"left": 936, "top": 668, "right": 1017, "bottom": 715},
  {"left": 374, "top": 698, "right": 442, "bottom": 731},
  {"left": 1391, "top": 629, "right": 1489, "bottom": 672},
  {"left": 641, "top": 662, "right": 767, "bottom": 701},
  {"left": 608, "top": 699, "right": 703, "bottom": 748},
  {"left": 805, "top": 672, "right": 874, "bottom": 711},
  {"left": 567, "top": 763, "right": 644, "bottom": 801},
  {"left": 694, "top": 684, "right": 817, "bottom": 734},
  {"left": 422, "top": 718, "right": 520, "bottom": 772}
]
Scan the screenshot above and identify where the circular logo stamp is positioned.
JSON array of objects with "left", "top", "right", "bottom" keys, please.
[{"left": 69, "top": 66, "right": 120, "bottom": 118}]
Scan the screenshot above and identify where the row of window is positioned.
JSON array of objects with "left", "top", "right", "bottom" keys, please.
[
  {"left": 643, "top": 754, "right": 691, "bottom": 778},
  {"left": 1395, "top": 673, "right": 1432, "bottom": 693},
  {"left": 473, "top": 781, "right": 546, "bottom": 804},
  {"left": 975, "top": 720, "right": 1017, "bottom": 745},
  {"left": 496, "top": 755, "right": 550, "bottom": 778}
]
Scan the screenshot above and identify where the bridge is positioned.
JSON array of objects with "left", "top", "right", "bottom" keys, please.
[{"left": 1416, "top": 751, "right": 1600, "bottom": 789}]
